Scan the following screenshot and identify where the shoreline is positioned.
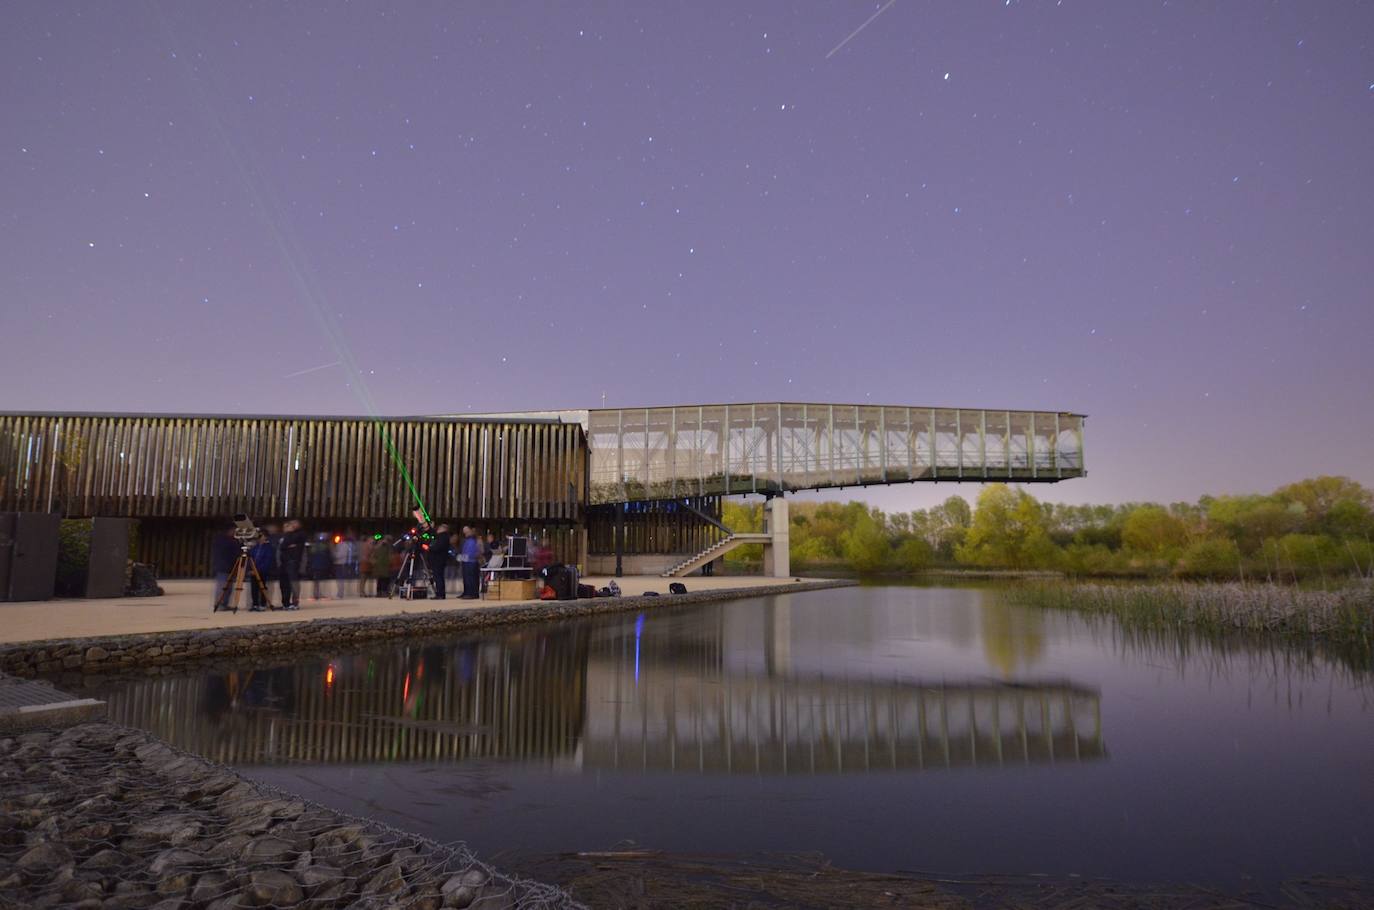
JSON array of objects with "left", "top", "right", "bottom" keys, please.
[
  {"left": 0, "top": 719, "right": 581, "bottom": 909},
  {"left": 0, "top": 579, "right": 857, "bottom": 678}
]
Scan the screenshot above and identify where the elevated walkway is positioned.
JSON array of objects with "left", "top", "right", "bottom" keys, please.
[{"left": 456, "top": 402, "right": 1087, "bottom": 504}]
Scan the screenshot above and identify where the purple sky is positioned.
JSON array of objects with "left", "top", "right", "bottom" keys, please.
[{"left": 3, "top": 2, "right": 1372, "bottom": 511}]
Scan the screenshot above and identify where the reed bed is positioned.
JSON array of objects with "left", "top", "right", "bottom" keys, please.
[{"left": 1010, "top": 581, "right": 1374, "bottom": 653}]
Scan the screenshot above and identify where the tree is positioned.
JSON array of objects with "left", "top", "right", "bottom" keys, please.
[
  {"left": 956, "top": 485, "right": 1059, "bottom": 570},
  {"left": 1175, "top": 537, "right": 1242, "bottom": 579},
  {"left": 894, "top": 536, "right": 933, "bottom": 572},
  {"left": 1274, "top": 476, "right": 1373, "bottom": 533},
  {"left": 1120, "top": 505, "right": 1188, "bottom": 555},
  {"left": 843, "top": 507, "right": 891, "bottom": 574}
]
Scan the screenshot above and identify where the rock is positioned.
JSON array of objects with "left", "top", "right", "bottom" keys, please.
[
  {"left": 470, "top": 889, "right": 516, "bottom": 910},
  {"left": 73, "top": 794, "right": 116, "bottom": 815},
  {"left": 190, "top": 872, "right": 230, "bottom": 904},
  {"left": 204, "top": 833, "right": 254, "bottom": 862},
  {"left": 63, "top": 879, "right": 106, "bottom": 903},
  {"left": 204, "top": 894, "right": 254, "bottom": 910},
  {"left": 17, "top": 840, "right": 74, "bottom": 870},
  {"left": 243, "top": 869, "right": 303, "bottom": 907},
  {"left": 149, "top": 848, "right": 206, "bottom": 876},
  {"left": 312, "top": 826, "right": 371, "bottom": 865},
  {"left": 156, "top": 870, "right": 196, "bottom": 896},
  {"left": 151, "top": 899, "right": 188, "bottom": 910},
  {"left": 82, "top": 848, "right": 129, "bottom": 870},
  {"left": 360, "top": 861, "right": 405, "bottom": 896},
  {"left": 297, "top": 863, "right": 344, "bottom": 889},
  {"left": 441, "top": 881, "right": 477, "bottom": 909},
  {"left": 240, "top": 835, "right": 296, "bottom": 865},
  {"left": 391, "top": 847, "right": 426, "bottom": 875},
  {"left": 128, "top": 814, "right": 203, "bottom": 846},
  {"left": 85, "top": 646, "right": 110, "bottom": 661},
  {"left": 70, "top": 820, "right": 116, "bottom": 843},
  {"left": 461, "top": 868, "right": 490, "bottom": 888}
]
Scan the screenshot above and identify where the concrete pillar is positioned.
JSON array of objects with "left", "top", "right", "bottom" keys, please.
[{"left": 763, "top": 496, "right": 790, "bottom": 578}]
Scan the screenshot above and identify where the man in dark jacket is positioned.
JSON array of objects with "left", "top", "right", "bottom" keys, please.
[
  {"left": 277, "top": 520, "right": 306, "bottom": 610},
  {"left": 210, "top": 528, "right": 240, "bottom": 611},
  {"left": 425, "top": 524, "right": 451, "bottom": 599},
  {"left": 249, "top": 531, "right": 276, "bottom": 612}
]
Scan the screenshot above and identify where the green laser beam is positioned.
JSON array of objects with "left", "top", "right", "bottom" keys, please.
[
  {"left": 375, "top": 420, "right": 430, "bottom": 523},
  {"left": 156, "top": 15, "right": 434, "bottom": 523}
]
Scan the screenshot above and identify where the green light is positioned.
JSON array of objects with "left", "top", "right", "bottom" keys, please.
[
  {"left": 374, "top": 421, "right": 430, "bottom": 522},
  {"left": 374, "top": 533, "right": 382, "bottom": 540}
]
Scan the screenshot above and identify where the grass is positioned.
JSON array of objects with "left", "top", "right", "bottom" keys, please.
[{"left": 1009, "top": 580, "right": 1374, "bottom": 657}]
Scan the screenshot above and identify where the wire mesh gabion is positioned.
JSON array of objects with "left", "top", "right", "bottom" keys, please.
[{"left": 0, "top": 722, "right": 583, "bottom": 910}]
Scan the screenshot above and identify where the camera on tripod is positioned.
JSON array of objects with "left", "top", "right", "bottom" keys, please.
[
  {"left": 232, "top": 514, "right": 260, "bottom": 546},
  {"left": 215, "top": 514, "right": 275, "bottom": 613}
]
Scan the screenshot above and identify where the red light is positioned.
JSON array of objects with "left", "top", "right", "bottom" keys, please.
[
  {"left": 325, "top": 665, "right": 336, "bottom": 687},
  {"left": 333, "top": 535, "right": 341, "bottom": 544},
  {"left": 403, "top": 673, "right": 411, "bottom": 702},
  {"left": 421, "top": 543, "right": 429, "bottom": 551}
]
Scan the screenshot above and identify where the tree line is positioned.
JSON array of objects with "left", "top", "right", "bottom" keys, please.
[{"left": 721, "top": 475, "right": 1374, "bottom": 580}]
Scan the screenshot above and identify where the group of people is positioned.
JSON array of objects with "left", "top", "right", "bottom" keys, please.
[
  {"left": 211, "top": 521, "right": 546, "bottom": 610},
  {"left": 401, "top": 524, "right": 493, "bottom": 600}
]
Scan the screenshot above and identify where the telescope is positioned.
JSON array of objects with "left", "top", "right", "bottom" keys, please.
[
  {"left": 411, "top": 508, "right": 435, "bottom": 535},
  {"left": 231, "top": 513, "right": 259, "bottom": 543}
]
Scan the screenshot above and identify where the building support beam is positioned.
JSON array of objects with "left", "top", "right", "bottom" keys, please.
[{"left": 762, "top": 496, "right": 790, "bottom": 578}]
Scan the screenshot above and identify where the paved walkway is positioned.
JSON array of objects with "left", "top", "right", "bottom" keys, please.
[{"left": 0, "top": 575, "right": 815, "bottom": 645}]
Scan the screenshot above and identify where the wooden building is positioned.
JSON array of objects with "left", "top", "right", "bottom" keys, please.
[{"left": 0, "top": 412, "right": 588, "bottom": 576}]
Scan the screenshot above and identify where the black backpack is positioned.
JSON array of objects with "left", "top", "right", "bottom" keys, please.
[{"left": 668, "top": 582, "right": 687, "bottom": 595}]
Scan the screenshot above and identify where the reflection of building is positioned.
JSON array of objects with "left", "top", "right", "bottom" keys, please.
[
  {"left": 102, "top": 633, "right": 591, "bottom": 766},
  {"left": 97, "top": 613, "right": 1105, "bottom": 774},
  {"left": 1, "top": 403, "right": 1084, "bottom": 577}
]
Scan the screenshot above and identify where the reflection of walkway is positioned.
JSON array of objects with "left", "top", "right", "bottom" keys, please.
[
  {"left": 98, "top": 636, "right": 1103, "bottom": 774},
  {"left": 584, "top": 664, "right": 1103, "bottom": 774}
]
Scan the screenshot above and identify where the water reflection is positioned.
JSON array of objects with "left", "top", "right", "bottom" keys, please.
[
  {"left": 82, "top": 587, "right": 1374, "bottom": 886},
  {"left": 99, "top": 601, "right": 1102, "bottom": 773}
]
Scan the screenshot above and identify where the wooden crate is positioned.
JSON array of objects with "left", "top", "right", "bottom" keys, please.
[{"left": 496, "top": 578, "right": 537, "bottom": 601}]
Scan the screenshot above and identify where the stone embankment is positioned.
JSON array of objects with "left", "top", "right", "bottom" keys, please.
[
  {"left": 0, "top": 581, "right": 855, "bottom": 678},
  {"left": 0, "top": 722, "right": 580, "bottom": 910}
]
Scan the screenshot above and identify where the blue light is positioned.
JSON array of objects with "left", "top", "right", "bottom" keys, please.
[{"left": 633, "top": 612, "right": 645, "bottom": 684}]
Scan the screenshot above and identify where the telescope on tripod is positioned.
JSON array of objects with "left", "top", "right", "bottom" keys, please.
[
  {"left": 391, "top": 508, "right": 437, "bottom": 600},
  {"left": 213, "top": 514, "right": 276, "bottom": 613}
]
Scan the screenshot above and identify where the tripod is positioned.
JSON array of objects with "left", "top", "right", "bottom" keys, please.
[
  {"left": 214, "top": 542, "right": 276, "bottom": 613},
  {"left": 391, "top": 544, "right": 434, "bottom": 600}
]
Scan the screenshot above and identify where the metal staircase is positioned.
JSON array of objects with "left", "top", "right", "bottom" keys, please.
[{"left": 660, "top": 533, "right": 771, "bottom": 578}]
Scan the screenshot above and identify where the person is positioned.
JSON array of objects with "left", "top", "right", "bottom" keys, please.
[
  {"left": 332, "top": 532, "right": 355, "bottom": 599},
  {"left": 210, "top": 528, "right": 240, "bottom": 611},
  {"left": 371, "top": 535, "right": 394, "bottom": 597},
  {"left": 278, "top": 520, "right": 306, "bottom": 610},
  {"left": 309, "top": 532, "right": 332, "bottom": 599},
  {"left": 357, "top": 536, "right": 374, "bottom": 596},
  {"left": 444, "top": 530, "right": 460, "bottom": 592},
  {"left": 249, "top": 530, "right": 275, "bottom": 611},
  {"left": 262, "top": 523, "right": 282, "bottom": 591},
  {"left": 482, "top": 541, "right": 506, "bottom": 593},
  {"left": 426, "top": 524, "right": 451, "bottom": 599},
  {"left": 483, "top": 532, "right": 499, "bottom": 566},
  {"left": 459, "top": 525, "right": 482, "bottom": 599}
]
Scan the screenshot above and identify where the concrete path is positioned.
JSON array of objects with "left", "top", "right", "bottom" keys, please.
[
  {"left": 0, "top": 575, "right": 817, "bottom": 645},
  {"left": 0, "top": 671, "right": 105, "bottom": 730}
]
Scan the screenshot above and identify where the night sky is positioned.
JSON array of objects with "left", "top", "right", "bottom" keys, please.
[{"left": 3, "top": 2, "right": 1372, "bottom": 510}]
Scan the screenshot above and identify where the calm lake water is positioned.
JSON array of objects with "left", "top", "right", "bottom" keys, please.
[{"left": 83, "top": 585, "right": 1373, "bottom": 888}]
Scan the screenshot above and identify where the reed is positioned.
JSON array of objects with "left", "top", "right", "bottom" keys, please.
[{"left": 1009, "top": 580, "right": 1374, "bottom": 652}]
